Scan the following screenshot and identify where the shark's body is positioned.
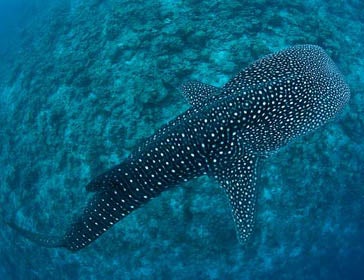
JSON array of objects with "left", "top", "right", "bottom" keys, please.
[{"left": 9, "top": 45, "right": 350, "bottom": 251}]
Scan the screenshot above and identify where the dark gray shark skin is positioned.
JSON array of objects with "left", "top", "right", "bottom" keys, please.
[{"left": 8, "top": 45, "right": 350, "bottom": 251}]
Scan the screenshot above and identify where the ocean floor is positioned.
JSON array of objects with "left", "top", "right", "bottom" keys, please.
[{"left": 0, "top": 0, "right": 363, "bottom": 279}]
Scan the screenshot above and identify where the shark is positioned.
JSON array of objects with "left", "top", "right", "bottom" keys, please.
[{"left": 8, "top": 45, "right": 350, "bottom": 251}]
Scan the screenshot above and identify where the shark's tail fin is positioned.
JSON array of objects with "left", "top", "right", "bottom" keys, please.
[
  {"left": 8, "top": 161, "right": 172, "bottom": 252},
  {"left": 6, "top": 221, "right": 66, "bottom": 249},
  {"left": 7, "top": 185, "right": 155, "bottom": 252}
]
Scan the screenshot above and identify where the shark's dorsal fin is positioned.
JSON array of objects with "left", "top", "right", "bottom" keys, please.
[
  {"left": 210, "top": 154, "right": 259, "bottom": 244},
  {"left": 179, "top": 80, "right": 221, "bottom": 107}
]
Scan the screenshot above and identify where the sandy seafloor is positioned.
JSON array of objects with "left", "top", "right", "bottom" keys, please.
[{"left": 0, "top": 0, "right": 363, "bottom": 279}]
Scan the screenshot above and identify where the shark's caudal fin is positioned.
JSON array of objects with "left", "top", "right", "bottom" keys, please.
[
  {"left": 60, "top": 187, "right": 153, "bottom": 251},
  {"left": 8, "top": 163, "right": 166, "bottom": 251},
  {"left": 8, "top": 190, "right": 150, "bottom": 251},
  {"left": 6, "top": 221, "right": 65, "bottom": 248}
]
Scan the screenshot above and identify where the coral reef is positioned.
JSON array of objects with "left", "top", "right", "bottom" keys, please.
[{"left": 0, "top": 0, "right": 363, "bottom": 279}]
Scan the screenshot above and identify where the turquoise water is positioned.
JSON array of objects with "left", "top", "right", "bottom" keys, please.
[{"left": 0, "top": 0, "right": 363, "bottom": 279}]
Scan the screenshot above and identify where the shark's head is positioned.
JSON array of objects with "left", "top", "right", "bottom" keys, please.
[
  {"left": 229, "top": 45, "right": 350, "bottom": 155},
  {"left": 292, "top": 45, "right": 350, "bottom": 128}
]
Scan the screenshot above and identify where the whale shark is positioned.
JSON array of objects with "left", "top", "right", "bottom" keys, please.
[{"left": 8, "top": 45, "right": 350, "bottom": 251}]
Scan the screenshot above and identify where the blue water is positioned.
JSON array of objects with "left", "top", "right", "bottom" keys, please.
[{"left": 1, "top": 0, "right": 363, "bottom": 279}]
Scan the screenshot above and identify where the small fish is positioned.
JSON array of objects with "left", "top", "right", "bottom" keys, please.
[{"left": 8, "top": 45, "right": 350, "bottom": 251}]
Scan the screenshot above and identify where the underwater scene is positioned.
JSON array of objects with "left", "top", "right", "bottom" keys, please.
[{"left": 0, "top": 0, "right": 363, "bottom": 279}]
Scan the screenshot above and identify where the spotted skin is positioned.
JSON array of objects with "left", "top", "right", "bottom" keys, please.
[{"left": 8, "top": 45, "right": 350, "bottom": 251}]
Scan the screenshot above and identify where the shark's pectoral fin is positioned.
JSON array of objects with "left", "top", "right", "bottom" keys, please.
[
  {"left": 179, "top": 80, "right": 221, "bottom": 107},
  {"left": 211, "top": 154, "right": 259, "bottom": 244}
]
